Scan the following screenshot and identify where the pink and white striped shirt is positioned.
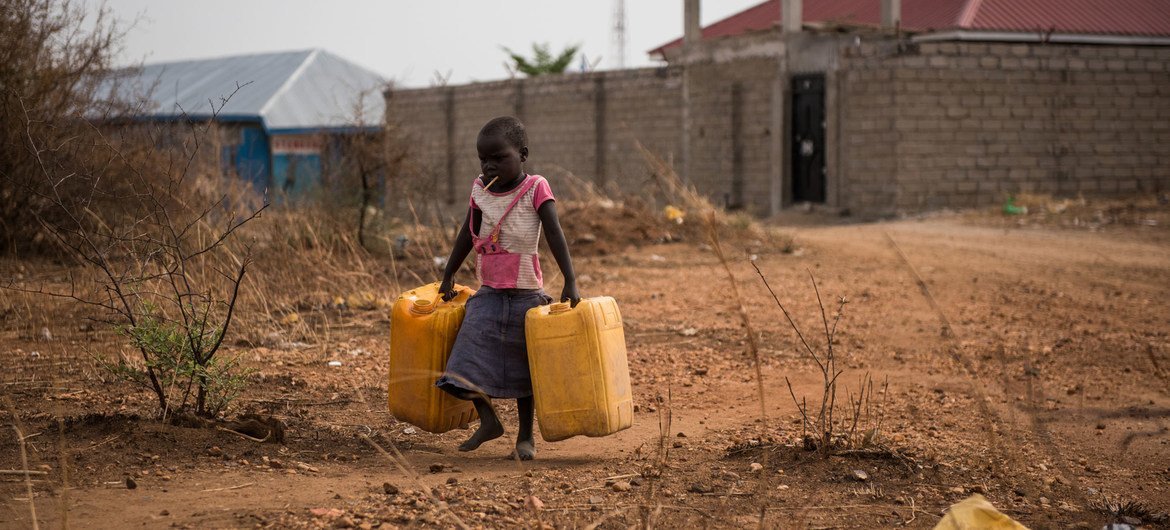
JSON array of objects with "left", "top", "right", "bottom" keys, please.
[{"left": 469, "top": 174, "right": 555, "bottom": 290}]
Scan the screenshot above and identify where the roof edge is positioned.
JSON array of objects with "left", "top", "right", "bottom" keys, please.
[
  {"left": 914, "top": 29, "right": 1170, "bottom": 46},
  {"left": 258, "top": 48, "right": 321, "bottom": 117}
]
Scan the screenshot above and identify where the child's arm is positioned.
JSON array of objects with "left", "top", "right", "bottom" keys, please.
[
  {"left": 537, "top": 201, "right": 580, "bottom": 306},
  {"left": 438, "top": 208, "right": 481, "bottom": 301}
]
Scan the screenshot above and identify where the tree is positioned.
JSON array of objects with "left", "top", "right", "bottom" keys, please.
[{"left": 503, "top": 43, "right": 580, "bottom": 77}]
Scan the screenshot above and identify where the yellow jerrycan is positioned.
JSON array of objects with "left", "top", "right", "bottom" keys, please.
[
  {"left": 525, "top": 297, "right": 633, "bottom": 442},
  {"left": 388, "top": 282, "right": 477, "bottom": 433}
]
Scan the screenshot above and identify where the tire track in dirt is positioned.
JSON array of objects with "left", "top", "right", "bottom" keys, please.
[
  {"left": 875, "top": 221, "right": 1170, "bottom": 512},
  {"left": 881, "top": 230, "right": 1056, "bottom": 504}
]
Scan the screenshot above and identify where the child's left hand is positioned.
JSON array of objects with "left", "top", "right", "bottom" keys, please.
[{"left": 561, "top": 281, "right": 581, "bottom": 308}]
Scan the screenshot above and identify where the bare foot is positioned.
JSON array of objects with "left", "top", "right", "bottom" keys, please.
[
  {"left": 458, "top": 421, "right": 504, "bottom": 452},
  {"left": 514, "top": 438, "right": 536, "bottom": 461}
]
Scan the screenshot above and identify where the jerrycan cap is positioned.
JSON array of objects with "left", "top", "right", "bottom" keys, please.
[
  {"left": 548, "top": 301, "right": 572, "bottom": 314},
  {"left": 411, "top": 298, "right": 436, "bottom": 314}
]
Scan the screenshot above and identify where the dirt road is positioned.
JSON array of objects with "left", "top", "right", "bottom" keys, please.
[{"left": 3, "top": 216, "right": 1168, "bottom": 528}]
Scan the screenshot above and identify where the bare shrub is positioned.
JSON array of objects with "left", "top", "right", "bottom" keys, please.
[
  {"left": 753, "top": 264, "right": 890, "bottom": 456},
  {"left": 2, "top": 0, "right": 266, "bottom": 418},
  {"left": 0, "top": 0, "right": 127, "bottom": 254}
]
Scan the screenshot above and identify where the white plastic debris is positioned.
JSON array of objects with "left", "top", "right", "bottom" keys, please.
[{"left": 327, "top": 360, "right": 343, "bottom": 367}]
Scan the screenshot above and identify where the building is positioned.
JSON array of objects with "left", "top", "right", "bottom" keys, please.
[
  {"left": 101, "top": 49, "right": 387, "bottom": 196},
  {"left": 386, "top": 0, "right": 1170, "bottom": 217}
]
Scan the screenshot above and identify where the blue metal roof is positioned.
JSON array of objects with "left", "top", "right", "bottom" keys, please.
[{"left": 99, "top": 49, "right": 386, "bottom": 132}]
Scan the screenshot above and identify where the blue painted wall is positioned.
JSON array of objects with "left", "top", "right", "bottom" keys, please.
[
  {"left": 272, "top": 153, "right": 322, "bottom": 196},
  {"left": 236, "top": 126, "right": 271, "bottom": 192}
]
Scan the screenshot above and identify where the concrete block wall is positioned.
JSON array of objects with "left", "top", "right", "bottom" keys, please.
[
  {"left": 599, "top": 69, "right": 684, "bottom": 197},
  {"left": 842, "top": 40, "right": 1170, "bottom": 213},
  {"left": 389, "top": 37, "right": 1170, "bottom": 218},
  {"left": 837, "top": 57, "right": 901, "bottom": 216},
  {"left": 688, "top": 57, "right": 779, "bottom": 213},
  {"left": 385, "top": 62, "right": 778, "bottom": 215},
  {"left": 386, "top": 68, "right": 685, "bottom": 212}
]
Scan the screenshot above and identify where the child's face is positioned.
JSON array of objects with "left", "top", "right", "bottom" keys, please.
[{"left": 477, "top": 134, "right": 527, "bottom": 183}]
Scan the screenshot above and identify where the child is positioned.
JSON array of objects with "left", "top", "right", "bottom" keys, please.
[{"left": 435, "top": 116, "right": 579, "bottom": 461}]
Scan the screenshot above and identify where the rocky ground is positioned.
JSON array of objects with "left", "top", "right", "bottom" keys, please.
[{"left": 2, "top": 200, "right": 1169, "bottom": 529}]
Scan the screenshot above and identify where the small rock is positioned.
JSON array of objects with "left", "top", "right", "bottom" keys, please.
[
  {"left": 749, "top": 462, "right": 764, "bottom": 473},
  {"left": 1096, "top": 423, "right": 1106, "bottom": 430},
  {"left": 612, "top": 481, "right": 631, "bottom": 492},
  {"left": 206, "top": 446, "right": 223, "bottom": 457},
  {"left": 429, "top": 463, "right": 446, "bottom": 473},
  {"left": 849, "top": 469, "right": 869, "bottom": 482},
  {"left": 525, "top": 495, "right": 544, "bottom": 511},
  {"left": 159, "top": 510, "right": 169, "bottom": 516},
  {"left": 949, "top": 486, "right": 965, "bottom": 494},
  {"left": 268, "top": 459, "right": 283, "bottom": 469},
  {"left": 446, "top": 477, "right": 458, "bottom": 485},
  {"left": 310, "top": 507, "right": 344, "bottom": 518},
  {"left": 40, "top": 327, "right": 53, "bottom": 341},
  {"left": 679, "top": 328, "right": 698, "bottom": 337},
  {"left": 295, "top": 462, "right": 319, "bottom": 473},
  {"left": 1039, "top": 496, "right": 1050, "bottom": 506},
  {"left": 403, "top": 427, "right": 417, "bottom": 435},
  {"left": 672, "top": 441, "right": 684, "bottom": 448},
  {"left": 776, "top": 484, "right": 790, "bottom": 490},
  {"left": 693, "top": 367, "right": 709, "bottom": 376},
  {"left": 587, "top": 496, "right": 604, "bottom": 505},
  {"left": 125, "top": 477, "right": 137, "bottom": 490},
  {"left": 382, "top": 482, "right": 399, "bottom": 495},
  {"left": 687, "top": 483, "right": 712, "bottom": 494}
]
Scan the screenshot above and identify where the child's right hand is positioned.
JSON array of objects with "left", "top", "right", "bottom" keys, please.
[{"left": 438, "top": 278, "right": 457, "bottom": 302}]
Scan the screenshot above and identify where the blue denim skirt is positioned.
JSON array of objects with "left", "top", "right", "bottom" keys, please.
[{"left": 436, "top": 286, "right": 552, "bottom": 399}]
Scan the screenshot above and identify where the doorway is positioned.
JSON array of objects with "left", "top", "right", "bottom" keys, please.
[{"left": 791, "top": 74, "right": 826, "bottom": 203}]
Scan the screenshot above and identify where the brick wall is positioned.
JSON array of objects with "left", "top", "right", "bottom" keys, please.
[
  {"left": 386, "top": 68, "right": 685, "bottom": 213},
  {"left": 389, "top": 38, "right": 1170, "bottom": 218},
  {"left": 841, "top": 40, "right": 1170, "bottom": 214},
  {"left": 687, "top": 58, "right": 780, "bottom": 212},
  {"left": 385, "top": 62, "right": 780, "bottom": 215}
]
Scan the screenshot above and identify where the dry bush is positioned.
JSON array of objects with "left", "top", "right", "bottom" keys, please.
[
  {"left": 753, "top": 266, "right": 890, "bottom": 456},
  {"left": 0, "top": 0, "right": 130, "bottom": 254},
  {"left": 2, "top": 0, "right": 271, "bottom": 419}
]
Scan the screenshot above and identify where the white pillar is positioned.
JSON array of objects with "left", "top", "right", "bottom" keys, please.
[
  {"left": 782, "top": 0, "right": 802, "bottom": 34},
  {"left": 881, "top": 0, "right": 901, "bottom": 31}
]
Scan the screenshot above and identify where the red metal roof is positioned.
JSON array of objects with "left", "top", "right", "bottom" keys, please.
[{"left": 650, "top": 0, "right": 1170, "bottom": 55}]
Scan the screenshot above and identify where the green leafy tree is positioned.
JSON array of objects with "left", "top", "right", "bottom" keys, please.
[{"left": 503, "top": 43, "right": 581, "bottom": 77}]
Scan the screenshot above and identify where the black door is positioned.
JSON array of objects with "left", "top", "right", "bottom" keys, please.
[{"left": 791, "top": 74, "right": 826, "bottom": 203}]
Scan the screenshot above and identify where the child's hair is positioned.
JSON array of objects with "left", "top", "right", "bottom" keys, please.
[{"left": 479, "top": 116, "right": 528, "bottom": 150}]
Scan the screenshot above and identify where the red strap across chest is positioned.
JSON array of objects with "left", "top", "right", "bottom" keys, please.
[{"left": 470, "top": 175, "right": 539, "bottom": 242}]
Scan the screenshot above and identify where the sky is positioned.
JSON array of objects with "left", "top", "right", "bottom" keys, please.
[{"left": 94, "top": 0, "right": 762, "bottom": 88}]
